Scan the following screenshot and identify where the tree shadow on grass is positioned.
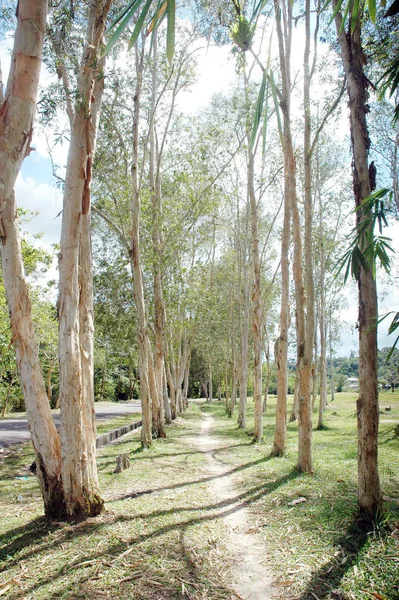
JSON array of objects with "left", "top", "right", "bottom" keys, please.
[
  {"left": 299, "top": 517, "right": 380, "bottom": 599},
  {"left": 0, "top": 517, "right": 57, "bottom": 565},
  {"left": 114, "top": 453, "right": 275, "bottom": 501},
  {"left": 96, "top": 443, "right": 251, "bottom": 470},
  {"left": 4, "top": 470, "right": 300, "bottom": 598}
]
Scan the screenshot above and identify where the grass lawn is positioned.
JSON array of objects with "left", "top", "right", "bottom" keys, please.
[{"left": 0, "top": 393, "right": 398, "bottom": 599}]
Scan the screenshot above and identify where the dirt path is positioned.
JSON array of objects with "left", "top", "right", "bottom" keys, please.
[{"left": 196, "top": 412, "right": 275, "bottom": 600}]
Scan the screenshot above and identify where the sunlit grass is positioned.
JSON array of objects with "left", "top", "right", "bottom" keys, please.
[
  {"left": 0, "top": 393, "right": 398, "bottom": 599},
  {"left": 203, "top": 391, "right": 399, "bottom": 600}
]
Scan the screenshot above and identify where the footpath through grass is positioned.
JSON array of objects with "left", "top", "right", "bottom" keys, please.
[
  {"left": 201, "top": 392, "right": 399, "bottom": 600},
  {"left": 0, "top": 394, "right": 398, "bottom": 599}
]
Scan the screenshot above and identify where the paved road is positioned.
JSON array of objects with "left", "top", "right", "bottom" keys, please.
[{"left": 0, "top": 402, "right": 141, "bottom": 448}]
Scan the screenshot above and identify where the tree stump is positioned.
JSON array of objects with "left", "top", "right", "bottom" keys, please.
[{"left": 113, "top": 454, "right": 130, "bottom": 473}]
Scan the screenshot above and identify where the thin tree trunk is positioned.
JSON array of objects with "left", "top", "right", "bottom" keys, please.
[
  {"left": 183, "top": 351, "right": 191, "bottom": 409},
  {"left": 290, "top": 364, "right": 299, "bottom": 422},
  {"left": 333, "top": 2, "right": 382, "bottom": 518},
  {"left": 272, "top": 189, "right": 290, "bottom": 453},
  {"left": 298, "top": 0, "right": 316, "bottom": 471},
  {"left": 149, "top": 33, "right": 166, "bottom": 439},
  {"left": 163, "top": 366, "right": 172, "bottom": 424},
  {"left": 312, "top": 328, "right": 318, "bottom": 411},
  {"left": 317, "top": 156, "right": 327, "bottom": 428},
  {"left": 47, "top": 363, "right": 53, "bottom": 403},
  {"left": 208, "top": 363, "right": 213, "bottom": 402},
  {"left": 0, "top": 0, "right": 65, "bottom": 518},
  {"left": 238, "top": 203, "right": 250, "bottom": 429},
  {"left": 329, "top": 311, "right": 335, "bottom": 401},
  {"left": 263, "top": 330, "right": 271, "bottom": 413},
  {"left": 1, "top": 375, "right": 14, "bottom": 418},
  {"left": 244, "top": 66, "right": 263, "bottom": 441},
  {"left": 166, "top": 360, "right": 177, "bottom": 420},
  {"left": 130, "top": 39, "right": 152, "bottom": 448}
]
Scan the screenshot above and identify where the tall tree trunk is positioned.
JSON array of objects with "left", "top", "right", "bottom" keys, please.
[
  {"left": 163, "top": 366, "right": 172, "bottom": 424},
  {"left": 130, "top": 39, "right": 152, "bottom": 448},
  {"left": 183, "top": 350, "right": 191, "bottom": 409},
  {"left": 272, "top": 190, "right": 290, "bottom": 454},
  {"left": 275, "top": 0, "right": 312, "bottom": 472},
  {"left": 317, "top": 162, "right": 327, "bottom": 428},
  {"left": 263, "top": 329, "right": 271, "bottom": 413},
  {"left": 244, "top": 67, "right": 263, "bottom": 441},
  {"left": 166, "top": 360, "right": 177, "bottom": 420},
  {"left": 149, "top": 33, "right": 166, "bottom": 439},
  {"left": 238, "top": 203, "right": 250, "bottom": 429},
  {"left": 329, "top": 311, "right": 335, "bottom": 401},
  {"left": 298, "top": 0, "right": 316, "bottom": 471},
  {"left": 208, "top": 362, "right": 213, "bottom": 402},
  {"left": 0, "top": 0, "right": 65, "bottom": 518},
  {"left": 58, "top": 0, "right": 111, "bottom": 516},
  {"left": 333, "top": 2, "right": 382, "bottom": 519},
  {"left": 312, "top": 325, "right": 318, "bottom": 411},
  {"left": 47, "top": 363, "right": 53, "bottom": 404}
]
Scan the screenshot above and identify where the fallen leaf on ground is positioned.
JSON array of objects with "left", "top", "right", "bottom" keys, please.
[
  {"left": 244, "top": 527, "right": 260, "bottom": 534},
  {"left": 360, "top": 591, "right": 387, "bottom": 600},
  {"left": 0, "top": 578, "right": 19, "bottom": 596},
  {"left": 288, "top": 497, "right": 307, "bottom": 506}
]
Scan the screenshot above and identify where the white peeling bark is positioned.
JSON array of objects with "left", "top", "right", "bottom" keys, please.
[
  {"left": 0, "top": 0, "right": 65, "bottom": 518},
  {"left": 130, "top": 40, "right": 153, "bottom": 448},
  {"left": 58, "top": 0, "right": 112, "bottom": 516}
]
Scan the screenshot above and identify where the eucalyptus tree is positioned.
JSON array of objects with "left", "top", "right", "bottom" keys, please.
[
  {"left": 331, "top": 0, "right": 384, "bottom": 519},
  {"left": 51, "top": 0, "right": 113, "bottom": 517},
  {"left": 312, "top": 136, "right": 351, "bottom": 428},
  {"left": 0, "top": 0, "right": 66, "bottom": 517}
]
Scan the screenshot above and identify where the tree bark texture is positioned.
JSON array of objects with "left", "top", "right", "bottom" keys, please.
[
  {"left": 0, "top": 0, "right": 65, "bottom": 518},
  {"left": 275, "top": 0, "right": 312, "bottom": 472},
  {"left": 130, "top": 39, "right": 152, "bottom": 448},
  {"left": 238, "top": 206, "right": 249, "bottom": 429},
  {"left": 333, "top": 3, "right": 382, "bottom": 518},
  {"left": 149, "top": 33, "right": 166, "bottom": 439},
  {"left": 58, "top": 0, "right": 112, "bottom": 516},
  {"left": 272, "top": 190, "right": 290, "bottom": 455}
]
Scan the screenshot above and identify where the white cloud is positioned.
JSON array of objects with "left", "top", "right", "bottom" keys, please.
[
  {"left": 178, "top": 43, "right": 238, "bottom": 113},
  {"left": 15, "top": 173, "right": 63, "bottom": 249}
]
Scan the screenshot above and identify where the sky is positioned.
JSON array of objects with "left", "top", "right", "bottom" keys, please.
[{"left": 1, "top": 17, "right": 398, "bottom": 358}]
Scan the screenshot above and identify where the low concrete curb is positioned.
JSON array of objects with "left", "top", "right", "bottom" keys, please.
[{"left": 96, "top": 420, "right": 143, "bottom": 448}]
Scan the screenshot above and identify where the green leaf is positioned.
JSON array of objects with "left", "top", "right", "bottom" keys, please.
[
  {"left": 147, "top": 0, "right": 167, "bottom": 34},
  {"left": 251, "top": 74, "right": 266, "bottom": 149},
  {"left": 270, "top": 70, "right": 284, "bottom": 149},
  {"left": 251, "top": 0, "right": 268, "bottom": 22},
  {"left": 351, "top": 0, "right": 360, "bottom": 31},
  {"left": 128, "top": 0, "right": 154, "bottom": 50},
  {"left": 368, "top": 0, "right": 376, "bottom": 20},
  {"left": 104, "top": 0, "right": 144, "bottom": 55},
  {"left": 166, "top": 0, "right": 175, "bottom": 65},
  {"left": 262, "top": 81, "right": 270, "bottom": 157},
  {"left": 108, "top": 0, "right": 140, "bottom": 31},
  {"left": 328, "top": 0, "right": 345, "bottom": 26},
  {"left": 341, "top": 0, "right": 353, "bottom": 33}
]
